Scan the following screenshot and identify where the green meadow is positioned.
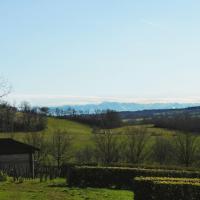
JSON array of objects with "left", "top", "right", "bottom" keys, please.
[
  {"left": 0, "top": 118, "right": 93, "bottom": 149},
  {"left": 0, "top": 179, "right": 133, "bottom": 200},
  {"left": 0, "top": 117, "right": 178, "bottom": 151}
]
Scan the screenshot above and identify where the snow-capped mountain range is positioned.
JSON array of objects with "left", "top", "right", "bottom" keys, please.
[{"left": 50, "top": 102, "right": 200, "bottom": 113}]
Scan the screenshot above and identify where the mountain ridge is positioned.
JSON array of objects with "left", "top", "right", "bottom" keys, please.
[{"left": 49, "top": 101, "right": 200, "bottom": 113}]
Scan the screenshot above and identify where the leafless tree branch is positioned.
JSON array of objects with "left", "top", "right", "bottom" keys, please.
[{"left": 0, "top": 77, "right": 12, "bottom": 98}]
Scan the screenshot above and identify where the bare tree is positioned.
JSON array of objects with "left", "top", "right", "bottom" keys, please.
[
  {"left": 93, "top": 130, "right": 120, "bottom": 165},
  {"left": 0, "top": 102, "right": 16, "bottom": 132},
  {"left": 151, "top": 136, "right": 173, "bottom": 165},
  {"left": 124, "top": 127, "right": 150, "bottom": 164},
  {"left": 51, "top": 129, "right": 72, "bottom": 168},
  {"left": 23, "top": 132, "right": 48, "bottom": 164},
  {"left": 75, "top": 145, "right": 94, "bottom": 164},
  {"left": 19, "top": 102, "right": 47, "bottom": 132},
  {"left": 0, "top": 77, "right": 11, "bottom": 98},
  {"left": 175, "top": 133, "right": 198, "bottom": 167}
]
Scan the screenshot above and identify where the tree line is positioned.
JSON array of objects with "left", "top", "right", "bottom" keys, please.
[
  {"left": 152, "top": 113, "right": 200, "bottom": 133},
  {"left": 59, "top": 109, "right": 122, "bottom": 129},
  {"left": 22, "top": 127, "right": 200, "bottom": 169},
  {"left": 76, "top": 128, "right": 199, "bottom": 168},
  {"left": 0, "top": 101, "right": 48, "bottom": 132}
]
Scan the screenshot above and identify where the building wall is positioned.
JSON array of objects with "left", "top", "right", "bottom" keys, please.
[
  {"left": 0, "top": 153, "right": 33, "bottom": 177},
  {"left": 0, "top": 154, "right": 29, "bottom": 164}
]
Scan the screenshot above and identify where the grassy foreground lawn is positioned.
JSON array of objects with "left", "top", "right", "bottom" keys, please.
[{"left": 0, "top": 179, "right": 133, "bottom": 200}]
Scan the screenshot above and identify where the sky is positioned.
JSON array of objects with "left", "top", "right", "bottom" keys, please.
[{"left": 1, "top": 0, "right": 200, "bottom": 106}]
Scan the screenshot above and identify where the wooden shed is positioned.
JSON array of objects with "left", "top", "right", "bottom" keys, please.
[{"left": 0, "top": 138, "right": 39, "bottom": 178}]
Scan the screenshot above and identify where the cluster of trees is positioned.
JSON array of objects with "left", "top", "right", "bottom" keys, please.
[
  {"left": 66, "top": 110, "right": 122, "bottom": 129},
  {"left": 25, "top": 127, "right": 200, "bottom": 168},
  {"left": 153, "top": 114, "right": 200, "bottom": 133},
  {"left": 0, "top": 78, "right": 48, "bottom": 132},
  {"left": 0, "top": 101, "right": 48, "bottom": 132},
  {"left": 75, "top": 128, "right": 152, "bottom": 165},
  {"left": 75, "top": 128, "right": 200, "bottom": 168},
  {"left": 23, "top": 129, "right": 73, "bottom": 168},
  {"left": 30, "top": 128, "right": 200, "bottom": 167}
]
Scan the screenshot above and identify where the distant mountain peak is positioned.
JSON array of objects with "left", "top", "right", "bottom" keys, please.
[{"left": 49, "top": 101, "right": 200, "bottom": 114}]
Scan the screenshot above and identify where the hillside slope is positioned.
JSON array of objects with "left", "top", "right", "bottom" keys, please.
[{"left": 0, "top": 117, "right": 93, "bottom": 150}]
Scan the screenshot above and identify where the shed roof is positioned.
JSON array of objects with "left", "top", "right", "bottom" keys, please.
[{"left": 0, "top": 138, "right": 39, "bottom": 155}]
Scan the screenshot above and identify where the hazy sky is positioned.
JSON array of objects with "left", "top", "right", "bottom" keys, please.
[{"left": 1, "top": 0, "right": 200, "bottom": 105}]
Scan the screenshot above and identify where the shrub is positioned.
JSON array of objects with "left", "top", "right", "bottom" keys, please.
[
  {"left": 134, "top": 177, "right": 200, "bottom": 200},
  {"left": 67, "top": 166, "right": 200, "bottom": 189},
  {"left": 0, "top": 171, "right": 7, "bottom": 182},
  {"left": 18, "top": 177, "right": 24, "bottom": 183}
]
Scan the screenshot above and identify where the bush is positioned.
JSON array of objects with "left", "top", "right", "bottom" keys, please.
[
  {"left": 134, "top": 177, "right": 200, "bottom": 200},
  {"left": 0, "top": 171, "right": 7, "bottom": 182},
  {"left": 18, "top": 177, "right": 24, "bottom": 183},
  {"left": 67, "top": 166, "right": 200, "bottom": 189}
]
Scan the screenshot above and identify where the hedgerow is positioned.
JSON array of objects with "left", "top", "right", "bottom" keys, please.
[
  {"left": 134, "top": 177, "right": 200, "bottom": 200},
  {"left": 67, "top": 166, "right": 200, "bottom": 189}
]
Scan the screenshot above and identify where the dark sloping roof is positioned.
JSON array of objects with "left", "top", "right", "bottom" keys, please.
[{"left": 0, "top": 138, "right": 39, "bottom": 155}]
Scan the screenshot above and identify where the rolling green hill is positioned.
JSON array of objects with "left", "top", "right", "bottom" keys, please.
[
  {"left": 0, "top": 117, "right": 177, "bottom": 152},
  {"left": 0, "top": 117, "right": 93, "bottom": 150}
]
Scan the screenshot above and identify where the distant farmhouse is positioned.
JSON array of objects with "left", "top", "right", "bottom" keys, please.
[{"left": 0, "top": 138, "right": 39, "bottom": 178}]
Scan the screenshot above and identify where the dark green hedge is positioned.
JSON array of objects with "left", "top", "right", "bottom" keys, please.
[
  {"left": 134, "top": 177, "right": 200, "bottom": 200},
  {"left": 67, "top": 166, "right": 200, "bottom": 189}
]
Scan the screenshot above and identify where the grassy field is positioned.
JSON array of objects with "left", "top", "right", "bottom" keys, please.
[
  {"left": 0, "top": 179, "right": 133, "bottom": 200},
  {"left": 0, "top": 117, "right": 178, "bottom": 151},
  {"left": 0, "top": 115, "right": 183, "bottom": 159},
  {"left": 0, "top": 117, "right": 93, "bottom": 150},
  {"left": 45, "top": 118, "right": 93, "bottom": 149}
]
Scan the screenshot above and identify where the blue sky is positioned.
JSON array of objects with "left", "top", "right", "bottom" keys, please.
[{"left": 1, "top": 0, "right": 200, "bottom": 105}]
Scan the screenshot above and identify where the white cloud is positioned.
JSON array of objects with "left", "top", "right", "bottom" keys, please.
[{"left": 4, "top": 93, "right": 200, "bottom": 106}]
